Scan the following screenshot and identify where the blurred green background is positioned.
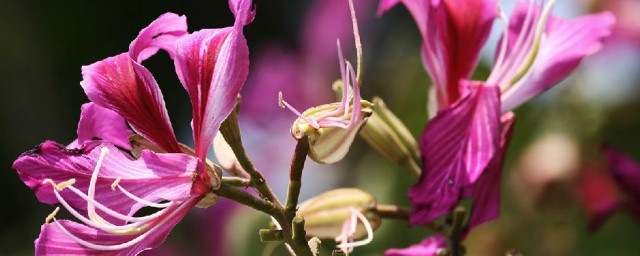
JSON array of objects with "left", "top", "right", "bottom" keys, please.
[{"left": 2, "top": 0, "right": 640, "bottom": 255}]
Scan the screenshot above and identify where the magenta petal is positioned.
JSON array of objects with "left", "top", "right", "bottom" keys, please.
[
  {"left": 465, "top": 112, "right": 516, "bottom": 235},
  {"left": 128, "top": 13, "right": 188, "bottom": 62},
  {"left": 35, "top": 199, "right": 195, "bottom": 255},
  {"left": 13, "top": 141, "right": 198, "bottom": 222},
  {"left": 437, "top": 0, "right": 498, "bottom": 104},
  {"left": 500, "top": 5, "right": 615, "bottom": 111},
  {"left": 174, "top": 24, "right": 250, "bottom": 159},
  {"left": 576, "top": 166, "right": 621, "bottom": 231},
  {"left": 384, "top": 235, "right": 446, "bottom": 256},
  {"left": 76, "top": 102, "right": 133, "bottom": 150},
  {"left": 602, "top": 146, "right": 640, "bottom": 202},
  {"left": 81, "top": 53, "right": 181, "bottom": 153},
  {"left": 229, "top": 0, "right": 256, "bottom": 26},
  {"left": 410, "top": 81, "right": 500, "bottom": 225},
  {"left": 81, "top": 13, "right": 188, "bottom": 153},
  {"left": 378, "top": 0, "right": 497, "bottom": 106}
]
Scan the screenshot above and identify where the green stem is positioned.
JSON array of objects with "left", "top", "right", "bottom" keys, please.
[
  {"left": 374, "top": 205, "right": 444, "bottom": 233},
  {"left": 215, "top": 183, "right": 274, "bottom": 215},
  {"left": 221, "top": 176, "right": 251, "bottom": 187},
  {"left": 447, "top": 206, "right": 467, "bottom": 256},
  {"left": 285, "top": 138, "right": 310, "bottom": 219},
  {"left": 220, "top": 109, "right": 282, "bottom": 206}
]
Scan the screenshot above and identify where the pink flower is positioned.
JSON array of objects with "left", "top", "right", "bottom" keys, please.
[
  {"left": 379, "top": 0, "right": 614, "bottom": 229},
  {"left": 13, "top": 0, "right": 254, "bottom": 254}
]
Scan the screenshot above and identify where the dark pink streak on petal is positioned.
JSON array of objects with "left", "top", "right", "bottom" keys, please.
[
  {"left": 410, "top": 81, "right": 500, "bottom": 225},
  {"left": 174, "top": 26, "right": 250, "bottom": 159},
  {"left": 35, "top": 198, "right": 197, "bottom": 256},
  {"left": 378, "top": 0, "right": 497, "bottom": 107},
  {"left": 384, "top": 235, "right": 446, "bottom": 256},
  {"left": 464, "top": 112, "right": 515, "bottom": 236},
  {"left": 76, "top": 102, "right": 133, "bottom": 150},
  {"left": 438, "top": 0, "right": 497, "bottom": 102},
  {"left": 603, "top": 145, "right": 640, "bottom": 202},
  {"left": 13, "top": 141, "right": 197, "bottom": 223},
  {"left": 129, "top": 13, "right": 188, "bottom": 62},
  {"left": 81, "top": 54, "right": 181, "bottom": 153},
  {"left": 81, "top": 13, "right": 189, "bottom": 153},
  {"left": 500, "top": 5, "right": 615, "bottom": 111}
]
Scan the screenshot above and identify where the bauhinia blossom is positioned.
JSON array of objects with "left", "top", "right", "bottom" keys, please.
[
  {"left": 13, "top": 0, "right": 254, "bottom": 254},
  {"left": 379, "top": 0, "right": 614, "bottom": 230}
]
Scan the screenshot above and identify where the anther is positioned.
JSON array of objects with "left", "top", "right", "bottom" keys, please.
[
  {"left": 111, "top": 177, "right": 122, "bottom": 191},
  {"left": 45, "top": 207, "right": 60, "bottom": 224}
]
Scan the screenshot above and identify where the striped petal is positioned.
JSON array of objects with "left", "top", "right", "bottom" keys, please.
[
  {"left": 174, "top": 0, "right": 252, "bottom": 159},
  {"left": 410, "top": 81, "right": 500, "bottom": 225},
  {"left": 465, "top": 112, "right": 515, "bottom": 235},
  {"left": 35, "top": 198, "right": 196, "bottom": 256},
  {"left": 81, "top": 13, "right": 187, "bottom": 153},
  {"left": 500, "top": 4, "right": 615, "bottom": 111},
  {"left": 378, "top": 0, "right": 497, "bottom": 107},
  {"left": 13, "top": 141, "right": 198, "bottom": 223}
]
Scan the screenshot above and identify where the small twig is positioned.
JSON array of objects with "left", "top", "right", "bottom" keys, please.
[
  {"left": 374, "top": 205, "right": 445, "bottom": 233},
  {"left": 285, "top": 138, "right": 310, "bottom": 219},
  {"left": 222, "top": 176, "right": 251, "bottom": 187},
  {"left": 220, "top": 108, "right": 282, "bottom": 207},
  {"left": 215, "top": 183, "right": 275, "bottom": 215},
  {"left": 447, "top": 206, "right": 467, "bottom": 256},
  {"left": 259, "top": 229, "right": 285, "bottom": 242},
  {"left": 375, "top": 204, "right": 411, "bottom": 220}
]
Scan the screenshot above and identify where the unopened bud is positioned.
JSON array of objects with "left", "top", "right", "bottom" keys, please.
[
  {"left": 213, "top": 131, "right": 249, "bottom": 178},
  {"left": 297, "top": 188, "right": 381, "bottom": 239},
  {"left": 290, "top": 101, "right": 373, "bottom": 164},
  {"left": 359, "top": 97, "right": 421, "bottom": 177}
]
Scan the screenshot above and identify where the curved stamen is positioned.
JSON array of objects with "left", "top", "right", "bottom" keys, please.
[
  {"left": 279, "top": 91, "right": 321, "bottom": 129},
  {"left": 51, "top": 196, "right": 198, "bottom": 251},
  {"left": 88, "top": 147, "right": 112, "bottom": 226},
  {"left": 113, "top": 178, "right": 172, "bottom": 209},
  {"left": 346, "top": 61, "right": 361, "bottom": 129},
  {"left": 44, "top": 179, "right": 175, "bottom": 234},
  {"left": 335, "top": 208, "right": 374, "bottom": 254}
]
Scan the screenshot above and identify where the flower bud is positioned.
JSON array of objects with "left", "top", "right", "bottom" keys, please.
[
  {"left": 297, "top": 188, "right": 381, "bottom": 239},
  {"left": 359, "top": 97, "right": 421, "bottom": 177},
  {"left": 290, "top": 101, "right": 372, "bottom": 164}
]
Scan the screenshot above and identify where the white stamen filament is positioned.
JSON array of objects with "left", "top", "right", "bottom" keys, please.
[
  {"left": 281, "top": 43, "right": 363, "bottom": 131},
  {"left": 45, "top": 179, "right": 175, "bottom": 234},
  {"left": 88, "top": 147, "right": 111, "bottom": 226},
  {"left": 51, "top": 196, "right": 198, "bottom": 251},
  {"left": 41, "top": 144, "right": 191, "bottom": 252},
  {"left": 335, "top": 208, "right": 374, "bottom": 255},
  {"left": 114, "top": 181, "right": 173, "bottom": 208}
]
